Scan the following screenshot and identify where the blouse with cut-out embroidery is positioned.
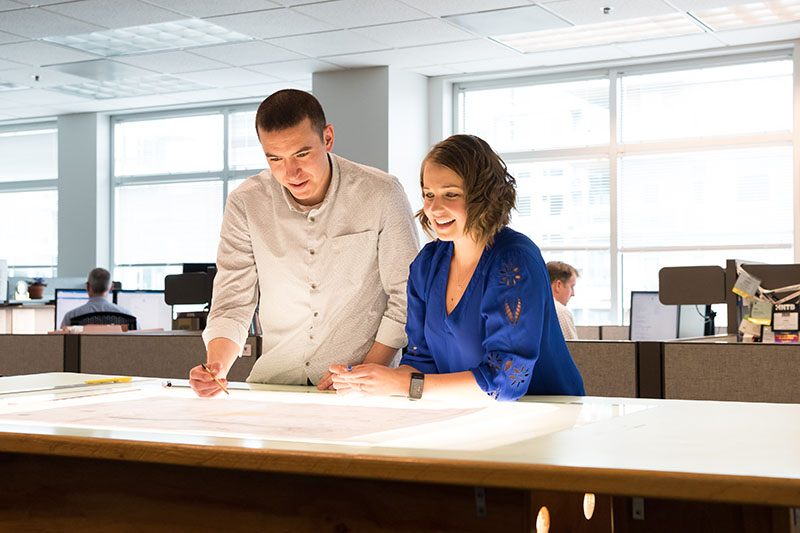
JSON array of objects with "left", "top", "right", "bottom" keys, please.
[{"left": 401, "top": 227, "right": 585, "bottom": 401}]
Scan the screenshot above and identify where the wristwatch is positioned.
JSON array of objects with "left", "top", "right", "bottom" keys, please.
[{"left": 409, "top": 372, "right": 424, "bottom": 400}]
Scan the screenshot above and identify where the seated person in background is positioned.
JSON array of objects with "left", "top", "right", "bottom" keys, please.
[
  {"left": 547, "top": 261, "right": 579, "bottom": 341},
  {"left": 329, "top": 134, "right": 584, "bottom": 402},
  {"left": 60, "top": 268, "right": 134, "bottom": 328}
]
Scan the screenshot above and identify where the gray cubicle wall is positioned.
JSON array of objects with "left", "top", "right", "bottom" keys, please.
[
  {"left": 80, "top": 334, "right": 260, "bottom": 382},
  {"left": 576, "top": 326, "right": 600, "bottom": 340},
  {"left": 0, "top": 334, "right": 64, "bottom": 376},
  {"left": 664, "top": 342, "right": 800, "bottom": 403},
  {"left": 566, "top": 340, "right": 638, "bottom": 398}
]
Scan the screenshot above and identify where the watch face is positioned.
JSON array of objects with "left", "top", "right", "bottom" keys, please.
[{"left": 409, "top": 373, "right": 424, "bottom": 399}]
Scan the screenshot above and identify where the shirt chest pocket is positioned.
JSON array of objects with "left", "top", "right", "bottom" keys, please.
[{"left": 331, "top": 230, "right": 379, "bottom": 285}]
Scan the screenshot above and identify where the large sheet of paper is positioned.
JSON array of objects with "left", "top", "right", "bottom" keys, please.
[{"left": 0, "top": 388, "right": 576, "bottom": 450}]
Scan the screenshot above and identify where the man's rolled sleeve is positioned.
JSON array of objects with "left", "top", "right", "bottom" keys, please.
[{"left": 203, "top": 192, "right": 259, "bottom": 352}]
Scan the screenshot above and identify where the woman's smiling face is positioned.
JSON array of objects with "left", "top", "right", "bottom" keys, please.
[{"left": 422, "top": 161, "right": 468, "bottom": 242}]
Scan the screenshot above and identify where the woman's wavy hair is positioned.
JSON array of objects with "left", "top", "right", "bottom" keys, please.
[{"left": 417, "top": 134, "right": 516, "bottom": 245}]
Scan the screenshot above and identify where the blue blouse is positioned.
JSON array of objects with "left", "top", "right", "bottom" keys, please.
[{"left": 401, "top": 227, "right": 585, "bottom": 401}]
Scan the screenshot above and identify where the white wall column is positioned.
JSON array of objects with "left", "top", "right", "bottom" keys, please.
[
  {"left": 312, "top": 66, "right": 429, "bottom": 213},
  {"left": 57, "top": 113, "right": 110, "bottom": 277}
]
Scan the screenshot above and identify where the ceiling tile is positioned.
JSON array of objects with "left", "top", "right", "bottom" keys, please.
[
  {"left": 44, "top": 0, "right": 184, "bottom": 29},
  {"left": 143, "top": 0, "right": 279, "bottom": 18},
  {"left": 206, "top": 8, "right": 334, "bottom": 38},
  {"left": 445, "top": 5, "right": 571, "bottom": 35},
  {"left": 269, "top": 30, "right": 388, "bottom": 57},
  {"left": 351, "top": 19, "right": 476, "bottom": 47},
  {"left": 7, "top": 0, "right": 71, "bottom": 6},
  {"left": 0, "top": 57, "right": 23, "bottom": 70},
  {"left": 0, "top": 7, "right": 104, "bottom": 38},
  {"left": 0, "top": 66, "right": 94, "bottom": 87},
  {"left": 293, "top": 0, "right": 430, "bottom": 29},
  {"left": 1, "top": 87, "right": 94, "bottom": 104},
  {"left": 669, "top": 0, "right": 757, "bottom": 9},
  {"left": 0, "top": 30, "right": 25, "bottom": 45},
  {"left": 154, "top": 87, "right": 257, "bottom": 104},
  {"left": 114, "top": 50, "right": 230, "bottom": 73},
  {"left": 48, "top": 59, "right": 157, "bottom": 81},
  {"left": 615, "top": 33, "right": 725, "bottom": 57},
  {"left": 176, "top": 67, "right": 282, "bottom": 87},
  {"left": 397, "top": 0, "right": 534, "bottom": 17},
  {"left": 0, "top": 1, "right": 23, "bottom": 11},
  {"left": 326, "top": 38, "right": 519, "bottom": 68},
  {"left": 0, "top": 41, "right": 101, "bottom": 67},
  {"left": 246, "top": 58, "right": 341, "bottom": 80},
  {"left": 228, "top": 79, "right": 311, "bottom": 98},
  {"left": 406, "top": 64, "right": 462, "bottom": 76},
  {"left": 712, "top": 19, "right": 800, "bottom": 45},
  {"left": 188, "top": 40, "right": 304, "bottom": 66},
  {"left": 540, "top": 0, "right": 677, "bottom": 25},
  {"left": 0, "top": 104, "right": 62, "bottom": 119},
  {"left": 445, "top": 54, "right": 546, "bottom": 73},
  {"left": 523, "top": 43, "right": 631, "bottom": 66}
]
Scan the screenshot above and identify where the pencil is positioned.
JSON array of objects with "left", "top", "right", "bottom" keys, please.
[{"left": 201, "top": 364, "right": 230, "bottom": 395}]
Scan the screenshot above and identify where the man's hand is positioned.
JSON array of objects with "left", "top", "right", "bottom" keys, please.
[
  {"left": 316, "top": 370, "right": 336, "bottom": 390},
  {"left": 189, "top": 360, "right": 229, "bottom": 397}
]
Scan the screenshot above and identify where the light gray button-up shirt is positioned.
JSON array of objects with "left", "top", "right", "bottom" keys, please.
[{"left": 202, "top": 153, "right": 420, "bottom": 385}]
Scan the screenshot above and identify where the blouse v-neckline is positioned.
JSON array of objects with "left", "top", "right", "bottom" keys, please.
[{"left": 444, "top": 243, "right": 487, "bottom": 317}]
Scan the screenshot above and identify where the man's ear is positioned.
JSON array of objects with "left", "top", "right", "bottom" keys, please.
[{"left": 323, "top": 123, "right": 334, "bottom": 152}]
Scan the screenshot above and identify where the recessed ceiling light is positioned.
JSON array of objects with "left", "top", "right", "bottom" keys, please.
[
  {"left": 44, "top": 19, "right": 251, "bottom": 57},
  {"left": 48, "top": 74, "right": 210, "bottom": 99},
  {"left": 493, "top": 13, "right": 703, "bottom": 53},
  {"left": 691, "top": 0, "right": 800, "bottom": 31}
]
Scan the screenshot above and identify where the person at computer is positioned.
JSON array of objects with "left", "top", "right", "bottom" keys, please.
[
  {"left": 328, "top": 135, "right": 584, "bottom": 401},
  {"left": 547, "top": 261, "right": 579, "bottom": 341},
  {"left": 189, "top": 89, "right": 419, "bottom": 397},
  {"left": 60, "top": 268, "right": 134, "bottom": 328}
]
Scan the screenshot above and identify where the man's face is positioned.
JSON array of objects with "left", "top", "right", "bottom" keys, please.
[
  {"left": 258, "top": 117, "right": 334, "bottom": 206},
  {"left": 552, "top": 273, "right": 577, "bottom": 306}
]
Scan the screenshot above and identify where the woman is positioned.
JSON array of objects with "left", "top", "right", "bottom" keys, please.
[{"left": 330, "top": 135, "right": 584, "bottom": 401}]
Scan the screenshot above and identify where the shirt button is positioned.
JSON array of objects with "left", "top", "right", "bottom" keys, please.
[
  {"left": 305, "top": 361, "right": 310, "bottom": 366},
  {"left": 311, "top": 283, "right": 317, "bottom": 289},
  {"left": 313, "top": 312, "right": 319, "bottom": 317},
  {"left": 310, "top": 249, "right": 315, "bottom": 255},
  {"left": 309, "top": 217, "right": 315, "bottom": 222},
  {"left": 309, "top": 335, "right": 314, "bottom": 340}
]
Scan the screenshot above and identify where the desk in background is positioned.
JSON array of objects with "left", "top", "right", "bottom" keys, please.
[{"left": 0, "top": 373, "right": 796, "bottom": 532}]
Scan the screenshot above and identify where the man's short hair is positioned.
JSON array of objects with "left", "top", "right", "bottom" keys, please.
[
  {"left": 255, "top": 89, "right": 327, "bottom": 140},
  {"left": 418, "top": 134, "right": 516, "bottom": 245},
  {"left": 547, "top": 261, "right": 578, "bottom": 285},
  {"left": 87, "top": 268, "right": 112, "bottom": 294}
]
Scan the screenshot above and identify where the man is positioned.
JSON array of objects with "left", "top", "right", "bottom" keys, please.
[
  {"left": 547, "top": 261, "right": 579, "bottom": 341},
  {"left": 190, "top": 89, "right": 419, "bottom": 397},
  {"left": 60, "top": 268, "right": 133, "bottom": 328}
]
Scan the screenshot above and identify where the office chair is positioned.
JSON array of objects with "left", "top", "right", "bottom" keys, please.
[{"left": 71, "top": 311, "right": 138, "bottom": 331}]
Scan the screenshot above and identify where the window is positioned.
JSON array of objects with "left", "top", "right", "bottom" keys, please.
[
  {"left": 457, "top": 55, "right": 794, "bottom": 324},
  {"left": 0, "top": 125, "right": 58, "bottom": 278},
  {"left": 112, "top": 107, "right": 264, "bottom": 289}
]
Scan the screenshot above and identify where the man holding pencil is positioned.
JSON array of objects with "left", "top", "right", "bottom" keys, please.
[{"left": 189, "top": 89, "right": 419, "bottom": 397}]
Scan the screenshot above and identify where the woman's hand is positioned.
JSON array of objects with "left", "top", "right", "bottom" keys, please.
[{"left": 329, "top": 364, "right": 415, "bottom": 397}]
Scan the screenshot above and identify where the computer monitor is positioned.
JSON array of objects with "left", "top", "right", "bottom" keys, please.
[
  {"left": 678, "top": 305, "right": 708, "bottom": 338},
  {"left": 114, "top": 290, "right": 173, "bottom": 331},
  {"left": 629, "top": 291, "right": 679, "bottom": 341},
  {"left": 54, "top": 289, "right": 113, "bottom": 329}
]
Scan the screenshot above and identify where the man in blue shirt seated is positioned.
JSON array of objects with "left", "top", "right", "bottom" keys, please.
[{"left": 60, "top": 268, "right": 134, "bottom": 328}]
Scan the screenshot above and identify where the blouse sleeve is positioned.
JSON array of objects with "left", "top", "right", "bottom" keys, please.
[
  {"left": 470, "top": 248, "right": 548, "bottom": 401},
  {"left": 399, "top": 247, "right": 438, "bottom": 374}
]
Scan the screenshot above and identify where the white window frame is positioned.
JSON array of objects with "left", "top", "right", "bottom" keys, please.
[
  {"left": 0, "top": 121, "right": 59, "bottom": 275},
  {"left": 454, "top": 48, "right": 797, "bottom": 324},
  {"left": 109, "top": 103, "right": 261, "bottom": 279}
]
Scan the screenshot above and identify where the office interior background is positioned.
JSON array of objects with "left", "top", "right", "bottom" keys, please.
[{"left": 0, "top": 0, "right": 798, "bottom": 326}]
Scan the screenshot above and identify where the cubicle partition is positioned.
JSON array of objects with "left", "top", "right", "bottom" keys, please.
[
  {"left": 0, "top": 334, "right": 64, "bottom": 376},
  {"left": 565, "top": 340, "right": 637, "bottom": 398},
  {"left": 79, "top": 333, "right": 260, "bottom": 381},
  {"left": 663, "top": 341, "right": 800, "bottom": 403}
]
